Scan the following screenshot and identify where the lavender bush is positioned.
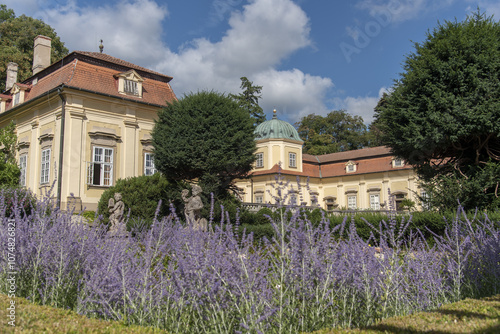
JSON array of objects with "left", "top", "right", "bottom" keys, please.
[{"left": 0, "top": 183, "right": 499, "bottom": 333}]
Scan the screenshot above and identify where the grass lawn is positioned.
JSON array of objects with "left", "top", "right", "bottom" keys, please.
[
  {"left": 310, "top": 295, "right": 500, "bottom": 334},
  {"left": 0, "top": 294, "right": 167, "bottom": 333},
  {"left": 0, "top": 293, "right": 499, "bottom": 333}
]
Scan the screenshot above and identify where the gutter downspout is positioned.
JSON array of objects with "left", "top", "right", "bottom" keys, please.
[
  {"left": 251, "top": 178, "right": 254, "bottom": 203},
  {"left": 56, "top": 86, "right": 66, "bottom": 210}
]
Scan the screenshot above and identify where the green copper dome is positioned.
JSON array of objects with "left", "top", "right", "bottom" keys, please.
[{"left": 254, "top": 109, "right": 303, "bottom": 142}]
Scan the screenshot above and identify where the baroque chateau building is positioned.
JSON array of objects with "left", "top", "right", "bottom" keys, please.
[
  {"left": 234, "top": 109, "right": 420, "bottom": 211},
  {"left": 1, "top": 36, "right": 422, "bottom": 212}
]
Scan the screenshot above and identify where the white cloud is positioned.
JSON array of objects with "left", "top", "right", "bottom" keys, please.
[
  {"left": 154, "top": 0, "right": 331, "bottom": 122},
  {"left": 39, "top": 0, "right": 169, "bottom": 68},
  {"left": 254, "top": 69, "right": 333, "bottom": 122},
  {"left": 332, "top": 87, "right": 388, "bottom": 124},
  {"left": 2, "top": 0, "right": 39, "bottom": 17},
  {"left": 466, "top": 1, "right": 500, "bottom": 18},
  {"left": 356, "top": 0, "right": 435, "bottom": 23},
  {"left": 10, "top": 0, "right": 334, "bottom": 122}
]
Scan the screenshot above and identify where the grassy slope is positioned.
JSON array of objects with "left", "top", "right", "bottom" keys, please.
[
  {"left": 0, "top": 294, "right": 498, "bottom": 333},
  {"left": 310, "top": 295, "right": 500, "bottom": 334},
  {"left": 0, "top": 294, "right": 167, "bottom": 333}
]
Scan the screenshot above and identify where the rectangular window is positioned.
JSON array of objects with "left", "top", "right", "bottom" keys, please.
[
  {"left": 256, "top": 152, "right": 263, "bottom": 168},
  {"left": 144, "top": 152, "right": 156, "bottom": 175},
  {"left": 13, "top": 92, "right": 20, "bottom": 106},
  {"left": 19, "top": 154, "right": 27, "bottom": 186},
  {"left": 347, "top": 195, "right": 357, "bottom": 210},
  {"left": 370, "top": 194, "right": 380, "bottom": 210},
  {"left": 255, "top": 195, "right": 263, "bottom": 204},
  {"left": 347, "top": 164, "right": 355, "bottom": 172},
  {"left": 421, "top": 190, "right": 431, "bottom": 210},
  {"left": 394, "top": 159, "right": 403, "bottom": 167},
  {"left": 289, "top": 152, "right": 296, "bottom": 168},
  {"left": 40, "top": 149, "right": 50, "bottom": 184},
  {"left": 87, "top": 146, "right": 113, "bottom": 186},
  {"left": 124, "top": 79, "right": 138, "bottom": 95}
]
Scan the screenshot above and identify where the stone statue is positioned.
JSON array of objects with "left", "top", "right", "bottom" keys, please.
[
  {"left": 182, "top": 185, "right": 208, "bottom": 231},
  {"left": 108, "top": 192, "right": 126, "bottom": 236}
]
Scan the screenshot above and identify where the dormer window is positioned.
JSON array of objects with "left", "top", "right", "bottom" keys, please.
[
  {"left": 115, "top": 69, "right": 144, "bottom": 98},
  {"left": 124, "top": 79, "right": 139, "bottom": 95},
  {"left": 392, "top": 158, "right": 404, "bottom": 167},
  {"left": 345, "top": 160, "right": 357, "bottom": 173},
  {"left": 10, "top": 83, "right": 29, "bottom": 107}
]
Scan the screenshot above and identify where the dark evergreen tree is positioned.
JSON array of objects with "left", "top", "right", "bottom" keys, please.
[
  {"left": 152, "top": 91, "right": 256, "bottom": 199},
  {"left": 374, "top": 10, "right": 500, "bottom": 210},
  {"left": 230, "top": 76, "right": 266, "bottom": 125}
]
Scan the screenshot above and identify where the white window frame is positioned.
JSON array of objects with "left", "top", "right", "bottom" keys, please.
[
  {"left": 346, "top": 161, "right": 356, "bottom": 173},
  {"left": 421, "top": 190, "right": 431, "bottom": 210},
  {"left": 256, "top": 152, "right": 263, "bottom": 168},
  {"left": 87, "top": 146, "right": 114, "bottom": 186},
  {"left": 13, "top": 92, "right": 20, "bottom": 106},
  {"left": 393, "top": 158, "right": 404, "bottom": 167},
  {"left": 370, "top": 194, "right": 380, "bottom": 210},
  {"left": 289, "top": 152, "right": 296, "bottom": 168},
  {"left": 124, "top": 79, "right": 139, "bottom": 95},
  {"left": 19, "top": 154, "right": 27, "bottom": 186},
  {"left": 144, "top": 152, "right": 156, "bottom": 175},
  {"left": 347, "top": 195, "right": 357, "bottom": 210},
  {"left": 40, "top": 149, "right": 50, "bottom": 184},
  {"left": 255, "top": 195, "right": 263, "bottom": 204}
]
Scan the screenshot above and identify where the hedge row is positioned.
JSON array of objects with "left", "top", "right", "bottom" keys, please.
[{"left": 92, "top": 174, "right": 500, "bottom": 242}]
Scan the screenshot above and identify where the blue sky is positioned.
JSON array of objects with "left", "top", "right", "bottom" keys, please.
[{"left": 4, "top": 0, "right": 500, "bottom": 124}]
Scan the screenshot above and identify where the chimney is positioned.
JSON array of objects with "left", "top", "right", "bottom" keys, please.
[
  {"left": 5, "top": 62, "right": 18, "bottom": 91},
  {"left": 32, "top": 35, "right": 52, "bottom": 75}
]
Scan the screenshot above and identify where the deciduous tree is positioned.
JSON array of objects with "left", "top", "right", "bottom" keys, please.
[
  {"left": 0, "top": 5, "right": 68, "bottom": 91},
  {"left": 295, "top": 110, "right": 371, "bottom": 155},
  {"left": 0, "top": 121, "right": 20, "bottom": 186}
]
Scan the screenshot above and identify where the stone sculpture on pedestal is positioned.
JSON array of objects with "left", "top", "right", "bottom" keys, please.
[
  {"left": 108, "top": 192, "right": 127, "bottom": 236},
  {"left": 182, "top": 185, "right": 208, "bottom": 231}
]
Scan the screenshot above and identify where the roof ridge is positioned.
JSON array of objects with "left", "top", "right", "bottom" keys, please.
[
  {"left": 65, "top": 59, "right": 78, "bottom": 85},
  {"left": 73, "top": 51, "right": 171, "bottom": 79}
]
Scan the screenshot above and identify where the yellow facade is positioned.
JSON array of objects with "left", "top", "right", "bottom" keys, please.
[
  {"left": 236, "top": 115, "right": 423, "bottom": 212},
  {"left": 1, "top": 45, "right": 176, "bottom": 212}
]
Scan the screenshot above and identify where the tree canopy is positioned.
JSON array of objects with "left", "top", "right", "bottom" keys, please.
[
  {"left": 152, "top": 91, "right": 257, "bottom": 199},
  {"left": 0, "top": 121, "right": 20, "bottom": 186},
  {"left": 229, "top": 77, "right": 266, "bottom": 125},
  {"left": 294, "top": 110, "right": 373, "bottom": 155},
  {"left": 374, "top": 10, "right": 500, "bottom": 210},
  {"left": 0, "top": 5, "right": 68, "bottom": 92}
]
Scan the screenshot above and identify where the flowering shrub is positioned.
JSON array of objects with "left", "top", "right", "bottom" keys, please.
[{"left": 1, "top": 186, "right": 499, "bottom": 333}]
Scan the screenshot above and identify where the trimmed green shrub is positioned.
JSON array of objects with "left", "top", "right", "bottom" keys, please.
[
  {"left": 97, "top": 173, "right": 181, "bottom": 227},
  {"left": 253, "top": 207, "right": 274, "bottom": 225},
  {"left": 0, "top": 186, "right": 37, "bottom": 218},
  {"left": 238, "top": 223, "right": 275, "bottom": 242}
]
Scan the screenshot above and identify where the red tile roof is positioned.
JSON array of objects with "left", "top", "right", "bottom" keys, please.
[
  {"left": 251, "top": 146, "right": 411, "bottom": 178},
  {"left": 3, "top": 51, "right": 177, "bottom": 112},
  {"left": 73, "top": 51, "right": 173, "bottom": 81},
  {"left": 313, "top": 146, "right": 393, "bottom": 163}
]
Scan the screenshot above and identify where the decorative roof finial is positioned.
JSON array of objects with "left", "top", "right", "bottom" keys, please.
[
  {"left": 99, "top": 39, "right": 104, "bottom": 53},
  {"left": 273, "top": 108, "right": 277, "bottom": 119}
]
